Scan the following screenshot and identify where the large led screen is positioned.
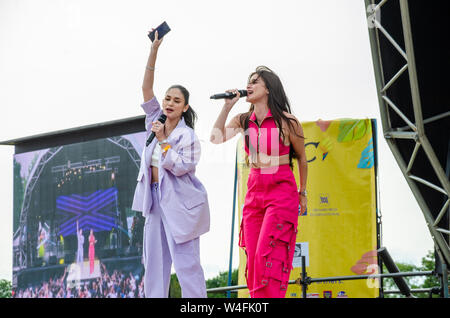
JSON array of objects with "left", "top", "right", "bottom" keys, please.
[{"left": 12, "top": 132, "right": 147, "bottom": 298}]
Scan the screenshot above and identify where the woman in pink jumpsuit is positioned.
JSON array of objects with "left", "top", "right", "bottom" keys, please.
[
  {"left": 211, "top": 66, "right": 308, "bottom": 298},
  {"left": 88, "top": 229, "right": 97, "bottom": 275}
]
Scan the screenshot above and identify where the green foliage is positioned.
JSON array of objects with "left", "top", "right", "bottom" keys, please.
[
  {"left": 382, "top": 250, "right": 448, "bottom": 298},
  {"left": 382, "top": 262, "right": 421, "bottom": 298},
  {"left": 168, "top": 269, "right": 239, "bottom": 298},
  {"left": 0, "top": 280, "right": 12, "bottom": 298},
  {"left": 420, "top": 250, "right": 440, "bottom": 290},
  {"left": 206, "top": 269, "right": 239, "bottom": 298},
  {"left": 169, "top": 274, "right": 181, "bottom": 298}
]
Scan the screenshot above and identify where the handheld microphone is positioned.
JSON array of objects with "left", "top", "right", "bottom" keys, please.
[
  {"left": 210, "top": 90, "right": 247, "bottom": 100},
  {"left": 146, "top": 114, "right": 167, "bottom": 147}
]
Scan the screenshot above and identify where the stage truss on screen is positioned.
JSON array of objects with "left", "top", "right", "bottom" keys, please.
[
  {"left": 16, "top": 147, "right": 62, "bottom": 270},
  {"left": 365, "top": 0, "right": 450, "bottom": 265},
  {"left": 107, "top": 136, "right": 141, "bottom": 170}
]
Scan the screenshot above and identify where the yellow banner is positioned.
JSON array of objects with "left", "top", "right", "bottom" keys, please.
[{"left": 237, "top": 118, "right": 379, "bottom": 298}]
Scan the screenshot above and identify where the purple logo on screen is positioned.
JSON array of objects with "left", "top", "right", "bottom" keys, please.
[{"left": 57, "top": 187, "right": 119, "bottom": 237}]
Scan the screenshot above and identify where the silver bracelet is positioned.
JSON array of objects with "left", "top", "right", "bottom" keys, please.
[
  {"left": 158, "top": 139, "right": 169, "bottom": 145},
  {"left": 146, "top": 66, "right": 155, "bottom": 71}
]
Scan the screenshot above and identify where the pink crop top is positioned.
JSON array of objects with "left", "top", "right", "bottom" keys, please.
[{"left": 244, "top": 109, "right": 291, "bottom": 156}]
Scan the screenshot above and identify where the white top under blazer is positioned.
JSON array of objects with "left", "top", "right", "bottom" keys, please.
[{"left": 151, "top": 144, "right": 161, "bottom": 167}]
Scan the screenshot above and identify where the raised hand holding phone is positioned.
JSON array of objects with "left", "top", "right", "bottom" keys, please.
[
  {"left": 142, "top": 22, "right": 170, "bottom": 102},
  {"left": 143, "top": 28, "right": 163, "bottom": 102},
  {"left": 148, "top": 21, "right": 171, "bottom": 42}
]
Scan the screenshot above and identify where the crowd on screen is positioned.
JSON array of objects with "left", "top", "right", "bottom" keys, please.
[{"left": 13, "top": 262, "right": 145, "bottom": 298}]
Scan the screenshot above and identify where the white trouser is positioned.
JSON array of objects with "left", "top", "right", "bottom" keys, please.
[
  {"left": 143, "top": 183, "right": 206, "bottom": 298},
  {"left": 76, "top": 246, "right": 83, "bottom": 264}
]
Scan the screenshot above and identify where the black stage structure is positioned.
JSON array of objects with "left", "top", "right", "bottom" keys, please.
[
  {"left": 209, "top": 1, "right": 450, "bottom": 298},
  {"left": 365, "top": 0, "right": 450, "bottom": 292},
  {"left": 1, "top": 115, "right": 146, "bottom": 290}
]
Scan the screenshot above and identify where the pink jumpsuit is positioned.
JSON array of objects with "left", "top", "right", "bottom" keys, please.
[
  {"left": 89, "top": 234, "right": 95, "bottom": 274},
  {"left": 239, "top": 109, "right": 299, "bottom": 298}
]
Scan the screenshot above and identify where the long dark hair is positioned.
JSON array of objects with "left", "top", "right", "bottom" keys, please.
[
  {"left": 167, "top": 84, "right": 197, "bottom": 129},
  {"left": 239, "top": 66, "right": 304, "bottom": 166}
]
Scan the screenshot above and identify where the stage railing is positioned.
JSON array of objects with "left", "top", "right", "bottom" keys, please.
[{"left": 207, "top": 253, "right": 448, "bottom": 298}]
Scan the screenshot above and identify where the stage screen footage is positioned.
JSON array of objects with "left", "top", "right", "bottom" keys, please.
[{"left": 12, "top": 132, "right": 147, "bottom": 298}]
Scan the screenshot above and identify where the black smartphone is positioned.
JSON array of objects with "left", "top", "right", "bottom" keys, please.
[{"left": 148, "top": 21, "right": 171, "bottom": 42}]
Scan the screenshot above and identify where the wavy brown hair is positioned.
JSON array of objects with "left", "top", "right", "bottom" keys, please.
[{"left": 239, "top": 66, "right": 304, "bottom": 166}]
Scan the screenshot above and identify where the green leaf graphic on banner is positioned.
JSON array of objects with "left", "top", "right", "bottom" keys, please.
[
  {"left": 357, "top": 138, "right": 374, "bottom": 169},
  {"left": 337, "top": 119, "right": 369, "bottom": 143}
]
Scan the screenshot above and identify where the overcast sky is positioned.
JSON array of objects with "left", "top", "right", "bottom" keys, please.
[{"left": 0, "top": 0, "right": 434, "bottom": 281}]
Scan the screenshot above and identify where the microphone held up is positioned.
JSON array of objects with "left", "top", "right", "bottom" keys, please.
[
  {"left": 146, "top": 114, "right": 167, "bottom": 147},
  {"left": 210, "top": 90, "right": 247, "bottom": 100}
]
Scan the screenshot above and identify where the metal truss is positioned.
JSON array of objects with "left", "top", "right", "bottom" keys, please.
[
  {"left": 16, "top": 147, "right": 63, "bottom": 269},
  {"left": 365, "top": 0, "right": 450, "bottom": 265},
  {"left": 107, "top": 136, "right": 141, "bottom": 170}
]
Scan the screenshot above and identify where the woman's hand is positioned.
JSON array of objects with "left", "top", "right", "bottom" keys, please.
[
  {"left": 142, "top": 29, "right": 162, "bottom": 102},
  {"left": 150, "top": 29, "right": 163, "bottom": 51},
  {"left": 210, "top": 88, "right": 243, "bottom": 144},
  {"left": 299, "top": 194, "right": 307, "bottom": 216},
  {"left": 151, "top": 120, "right": 166, "bottom": 142},
  {"left": 223, "top": 89, "right": 241, "bottom": 111}
]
